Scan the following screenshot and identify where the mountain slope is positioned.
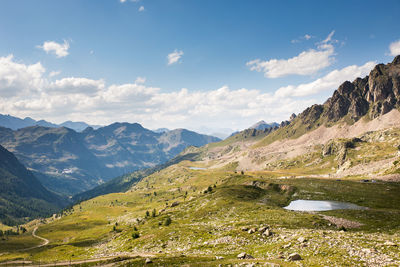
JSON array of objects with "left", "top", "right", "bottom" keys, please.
[
  {"left": 258, "top": 55, "right": 400, "bottom": 147},
  {"left": 0, "top": 145, "right": 66, "bottom": 225},
  {"left": 0, "top": 124, "right": 220, "bottom": 195},
  {"left": 164, "top": 56, "right": 400, "bottom": 175}
]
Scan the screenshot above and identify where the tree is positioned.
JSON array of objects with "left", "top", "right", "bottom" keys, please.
[
  {"left": 145, "top": 210, "right": 150, "bottom": 217},
  {"left": 152, "top": 209, "right": 156, "bottom": 217}
]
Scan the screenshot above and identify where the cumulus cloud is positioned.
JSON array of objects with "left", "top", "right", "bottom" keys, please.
[
  {"left": 138, "top": 6, "right": 145, "bottom": 11},
  {"left": 0, "top": 55, "right": 45, "bottom": 97},
  {"left": 37, "top": 40, "right": 70, "bottom": 58},
  {"left": 275, "top": 61, "right": 376, "bottom": 98},
  {"left": 0, "top": 54, "right": 377, "bottom": 133},
  {"left": 248, "top": 31, "right": 336, "bottom": 78},
  {"left": 50, "top": 77, "right": 105, "bottom": 95},
  {"left": 120, "top": 0, "right": 126, "bottom": 3},
  {"left": 0, "top": 54, "right": 314, "bottom": 131},
  {"left": 389, "top": 40, "right": 400, "bottom": 56},
  {"left": 167, "top": 50, "right": 184, "bottom": 65}
]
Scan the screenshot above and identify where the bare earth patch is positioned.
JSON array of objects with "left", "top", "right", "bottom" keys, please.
[{"left": 321, "top": 215, "right": 363, "bottom": 229}]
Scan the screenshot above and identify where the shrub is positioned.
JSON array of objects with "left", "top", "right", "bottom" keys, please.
[
  {"left": 132, "top": 232, "right": 140, "bottom": 239},
  {"left": 164, "top": 217, "right": 172, "bottom": 226}
]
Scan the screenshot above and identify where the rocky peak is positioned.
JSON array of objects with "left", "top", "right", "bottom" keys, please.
[
  {"left": 318, "top": 56, "right": 400, "bottom": 123},
  {"left": 391, "top": 55, "right": 400, "bottom": 65}
]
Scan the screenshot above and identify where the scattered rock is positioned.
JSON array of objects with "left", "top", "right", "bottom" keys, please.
[
  {"left": 384, "top": 241, "right": 397, "bottom": 246},
  {"left": 237, "top": 252, "right": 254, "bottom": 259},
  {"left": 215, "top": 256, "right": 224, "bottom": 260},
  {"left": 263, "top": 229, "right": 272, "bottom": 237},
  {"left": 241, "top": 226, "right": 249, "bottom": 231},
  {"left": 297, "top": 237, "right": 307, "bottom": 243},
  {"left": 237, "top": 252, "right": 247, "bottom": 259},
  {"left": 248, "top": 228, "right": 256, "bottom": 234},
  {"left": 145, "top": 258, "right": 153, "bottom": 264},
  {"left": 288, "top": 253, "right": 302, "bottom": 261},
  {"left": 258, "top": 226, "right": 268, "bottom": 233},
  {"left": 170, "top": 201, "right": 180, "bottom": 207}
]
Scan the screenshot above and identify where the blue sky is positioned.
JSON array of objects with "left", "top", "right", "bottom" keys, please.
[{"left": 0, "top": 0, "right": 399, "bottom": 136}]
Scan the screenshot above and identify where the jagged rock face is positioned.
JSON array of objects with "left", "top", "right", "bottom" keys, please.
[{"left": 302, "top": 56, "right": 400, "bottom": 125}]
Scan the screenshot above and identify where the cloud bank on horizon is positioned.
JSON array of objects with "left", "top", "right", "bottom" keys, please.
[
  {"left": 0, "top": 0, "right": 399, "bottom": 135},
  {"left": 0, "top": 35, "right": 382, "bottom": 134}
]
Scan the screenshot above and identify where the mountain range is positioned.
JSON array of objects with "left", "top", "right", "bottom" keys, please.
[
  {"left": 0, "top": 114, "right": 101, "bottom": 132},
  {"left": 0, "top": 123, "right": 220, "bottom": 196},
  {"left": 2, "top": 57, "right": 400, "bottom": 265}
]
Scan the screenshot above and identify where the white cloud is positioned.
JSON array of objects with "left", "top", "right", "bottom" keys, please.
[
  {"left": 0, "top": 55, "right": 45, "bottom": 97},
  {"left": 0, "top": 54, "right": 313, "bottom": 131},
  {"left": 37, "top": 40, "right": 70, "bottom": 58},
  {"left": 322, "top": 30, "right": 335, "bottom": 44},
  {"left": 138, "top": 6, "right": 145, "bottom": 11},
  {"left": 389, "top": 40, "right": 400, "bottom": 56},
  {"left": 120, "top": 0, "right": 126, "bottom": 3},
  {"left": 167, "top": 50, "right": 184, "bottom": 65},
  {"left": 275, "top": 61, "right": 376, "bottom": 98},
  {"left": 49, "top": 71, "right": 61, "bottom": 77},
  {"left": 50, "top": 77, "right": 105, "bottom": 95},
  {"left": 135, "top": 77, "right": 146, "bottom": 84},
  {"left": 249, "top": 31, "right": 336, "bottom": 78},
  {"left": 291, "top": 34, "right": 313, "bottom": 43},
  {"left": 0, "top": 54, "right": 377, "bottom": 134}
]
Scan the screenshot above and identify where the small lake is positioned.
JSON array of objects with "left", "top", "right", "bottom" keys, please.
[
  {"left": 188, "top": 167, "right": 206, "bottom": 170},
  {"left": 284, "top": 200, "right": 366, "bottom": 211}
]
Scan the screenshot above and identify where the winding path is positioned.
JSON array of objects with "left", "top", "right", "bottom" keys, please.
[{"left": 18, "top": 226, "right": 49, "bottom": 251}]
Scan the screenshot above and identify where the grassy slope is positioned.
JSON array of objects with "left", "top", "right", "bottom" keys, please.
[
  {"left": 1, "top": 126, "right": 400, "bottom": 265},
  {"left": 1, "top": 160, "right": 399, "bottom": 266}
]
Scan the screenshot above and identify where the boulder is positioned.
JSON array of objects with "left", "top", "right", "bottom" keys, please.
[
  {"left": 170, "top": 201, "right": 179, "bottom": 207},
  {"left": 263, "top": 229, "right": 272, "bottom": 237},
  {"left": 237, "top": 252, "right": 247, "bottom": 259},
  {"left": 145, "top": 258, "right": 153, "bottom": 264},
  {"left": 248, "top": 228, "right": 256, "bottom": 234},
  {"left": 288, "top": 253, "right": 302, "bottom": 261},
  {"left": 237, "top": 252, "right": 254, "bottom": 259},
  {"left": 297, "top": 237, "right": 307, "bottom": 243}
]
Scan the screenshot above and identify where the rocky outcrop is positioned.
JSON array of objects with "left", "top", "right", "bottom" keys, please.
[
  {"left": 296, "top": 56, "right": 400, "bottom": 127},
  {"left": 322, "top": 138, "right": 361, "bottom": 165}
]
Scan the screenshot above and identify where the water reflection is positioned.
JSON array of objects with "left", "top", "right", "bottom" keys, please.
[{"left": 284, "top": 200, "right": 366, "bottom": 211}]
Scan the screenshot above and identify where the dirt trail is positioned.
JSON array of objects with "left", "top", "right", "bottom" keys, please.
[
  {"left": 0, "top": 254, "right": 155, "bottom": 266},
  {"left": 17, "top": 226, "right": 49, "bottom": 252}
]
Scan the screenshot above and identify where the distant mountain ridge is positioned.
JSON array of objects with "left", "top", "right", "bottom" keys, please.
[
  {"left": 0, "top": 123, "right": 220, "bottom": 196},
  {"left": 0, "top": 145, "right": 66, "bottom": 225},
  {"left": 0, "top": 114, "right": 101, "bottom": 132},
  {"left": 250, "top": 120, "right": 279, "bottom": 130}
]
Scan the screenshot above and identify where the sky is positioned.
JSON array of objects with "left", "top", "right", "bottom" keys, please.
[{"left": 0, "top": 0, "right": 400, "bottom": 137}]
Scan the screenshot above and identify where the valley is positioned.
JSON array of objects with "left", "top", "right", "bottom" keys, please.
[{"left": 1, "top": 2, "right": 400, "bottom": 265}]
